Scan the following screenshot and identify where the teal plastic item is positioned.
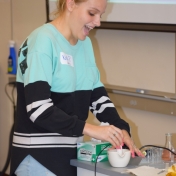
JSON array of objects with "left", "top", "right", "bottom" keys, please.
[{"left": 8, "top": 40, "right": 17, "bottom": 75}]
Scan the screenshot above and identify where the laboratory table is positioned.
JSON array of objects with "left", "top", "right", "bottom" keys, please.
[{"left": 70, "top": 158, "right": 167, "bottom": 176}]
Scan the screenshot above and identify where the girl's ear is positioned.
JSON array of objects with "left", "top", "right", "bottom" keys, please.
[{"left": 66, "top": 0, "right": 75, "bottom": 12}]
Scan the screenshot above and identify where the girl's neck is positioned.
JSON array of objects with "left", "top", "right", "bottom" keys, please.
[{"left": 50, "top": 16, "right": 78, "bottom": 45}]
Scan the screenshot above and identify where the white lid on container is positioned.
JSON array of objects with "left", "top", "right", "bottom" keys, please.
[{"left": 9, "top": 40, "right": 15, "bottom": 47}]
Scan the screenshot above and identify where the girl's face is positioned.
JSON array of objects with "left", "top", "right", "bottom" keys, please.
[{"left": 69, "top": 0, "right": 107, "bottom": 42}]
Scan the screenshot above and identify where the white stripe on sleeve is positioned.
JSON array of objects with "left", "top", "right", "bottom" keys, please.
[
  {"left": 30, "top": 102, "right": 53, "bottom": 122},
  {"left": 92, "top": 96, "right": 110, "bottom": 109},
  {"left": 26, "top": 98, "right": 52, "bottom": 112},
  {"left": 93, "top": 103, "right": 115, "bottom": 116}
]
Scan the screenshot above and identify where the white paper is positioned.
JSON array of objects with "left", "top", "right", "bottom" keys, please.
[{"left": 127, "top": 166, "right": 166, "bottom": 176}]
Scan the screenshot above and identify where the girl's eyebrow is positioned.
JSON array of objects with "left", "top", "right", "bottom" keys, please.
[
  {"left": 89, "top": 7, "right": 100, "bottom": 12},
  {"left": 89, "top": 7, "right": 105, "bottom": 14}
]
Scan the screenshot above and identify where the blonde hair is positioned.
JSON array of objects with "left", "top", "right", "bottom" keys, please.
[{"left": 54, "top": 0, "right": 87, "bottom": 17}]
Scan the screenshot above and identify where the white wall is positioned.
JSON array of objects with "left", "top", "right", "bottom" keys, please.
[
  {"left": 91, "top": 30, "right": 175, "bottom": 95},
  {"left": 0, "top": 0, "right": 176, "bottom": 174}
]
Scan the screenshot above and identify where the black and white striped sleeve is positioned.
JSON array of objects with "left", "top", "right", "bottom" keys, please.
[{"left": 89, "top": 86, "right": 130, "bottom": 134}]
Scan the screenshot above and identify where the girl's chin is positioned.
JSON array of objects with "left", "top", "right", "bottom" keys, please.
[
  {"left": 79, "top": 36, "right": 87, "bottom": 41},
  {"left": 79, "top": 33, "right": 87, "bottom": 40}
]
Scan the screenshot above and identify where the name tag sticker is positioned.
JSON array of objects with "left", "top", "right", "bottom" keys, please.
[{"left": 60, "top": 52, "right": 74, "bottom": 67}]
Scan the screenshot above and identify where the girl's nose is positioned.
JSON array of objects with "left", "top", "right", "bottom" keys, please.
[{"left": 93, "top": 17, "right": 101, "bottom": 27}]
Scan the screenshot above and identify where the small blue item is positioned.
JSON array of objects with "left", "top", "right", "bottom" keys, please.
[{"left": 8, "top": 40, "right": 17, "bottom": 75}]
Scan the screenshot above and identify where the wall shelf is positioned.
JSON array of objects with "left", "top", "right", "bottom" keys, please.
[{"left": 105, "top": 84, "right": 176, "bottom": 116}]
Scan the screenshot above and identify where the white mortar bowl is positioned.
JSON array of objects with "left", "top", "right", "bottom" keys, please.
[{"left": 107, "top": 149, "right": 131, "bottom": 167}]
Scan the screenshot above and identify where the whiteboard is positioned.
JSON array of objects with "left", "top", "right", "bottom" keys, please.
[
  {"left": 102, "top": 1, "right": 176, "bottom": 24},
  {"left": 47, "top": 0, "right": 176, "bottom": 24}
]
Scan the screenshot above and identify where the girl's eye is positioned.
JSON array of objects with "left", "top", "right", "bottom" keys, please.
[{"left": 89, "top": 12, "right": 94, "bottom": 16}]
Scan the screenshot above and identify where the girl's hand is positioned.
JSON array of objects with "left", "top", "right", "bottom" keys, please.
[
  {"left": 83, "top": 123, "right": 124, "bottom": 147},
  {"left": 122, "top": 130, "right": 145, "bottom": 158}
]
